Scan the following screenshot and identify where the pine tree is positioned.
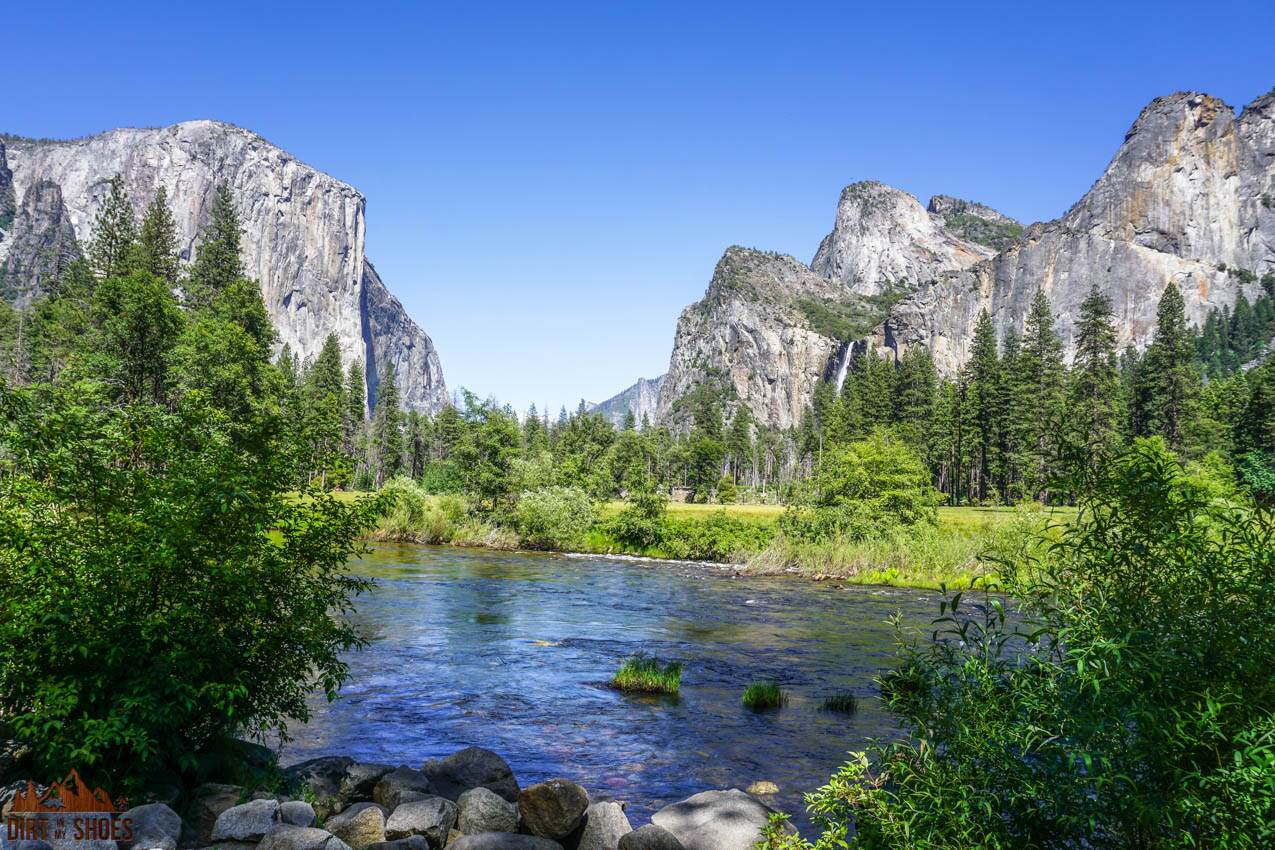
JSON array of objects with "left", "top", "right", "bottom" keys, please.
[
  {"left": 964, "top": 310, "right": 1001, "bottom": 502},
  {"left": 132, "top": 187, "right": 180, "bottom": 285},
  {"left": 1019, "top": 290, "right": 1066, "bottom": 498},
  {"left": 1134, "top": 283, "right": 1198, "bottom": 450},
  {"left": 1069, "top": 286, "right": 1121, "bottom": 461},
  {"left": 303, "top": 334, "right": 346, "bottom": 486},
  {"left": 370, "top": 363, "right": 406, "bottom": 487},
  {"left": 996, "top": 328, "right": 1027, "bottom": 501},
  {"left": 727, "top": 405, "right": 754, "bottom": 484},
  {"left": 187, "top": 184, "right": 243, "bottom": 308},
  {"left": 88, "top": 175, "right": 137, "bottom": 280}
]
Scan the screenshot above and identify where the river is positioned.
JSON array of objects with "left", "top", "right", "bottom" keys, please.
[{"left": 284, "top": 544, "right": 940, "bottom": 832}]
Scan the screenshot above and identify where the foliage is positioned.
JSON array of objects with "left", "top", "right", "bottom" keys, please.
[
  {"left": 742, "top": 681, "right": 787, "bottom": 710},
  {"left": 610, "top": 654, "right": 682, "bottom": 694},
  {"left": 820, "top": 691, "right": 857, "bottom": 714},
  {"left": 781, "top": 430, "right": 938, "bottom": 543},
  {"left": 716, "top": 474, "right": 738, "bottom": 503},
  {"left": 514, "top": 485, "right": 596, "bottom": 550},
  {"left": 375, "top": 477, "right": 469, "bottom": 544},
  {"left": 604, "top": 489, "right": 669, "bottom": 549},
  {"left": 0, "top": 383, "right": 379, "bottom": 790},
  {"left": 787, "top": 439, "right": 1275, "bottom": 848},
  {"left": 660, "top": 510, "right": 773, "bottom": 561}
]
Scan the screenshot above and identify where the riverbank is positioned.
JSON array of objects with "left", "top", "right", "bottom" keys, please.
[{"left": 358, "top": 485, "right": 1067, "bottom": 590}]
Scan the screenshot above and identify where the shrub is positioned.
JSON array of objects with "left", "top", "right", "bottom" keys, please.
[
  {"left": 605, "top": 489, "right": 669, "bottom": 549},
  {"left": 661, "top": 511, "right": 773, "bottom": 561},
  {"left": 780, "top": 430, "right": 938, "bottom": 543},
  {"left": 611, "top": 655, "right": 682, "bottom": 694},
  {"left": 784, "top": 438, "right": 1275, "bottom": 848},
  {"left": 742, "top": 681, "right": 787, "bottom": 711},
  {"left": 0, "top": 384, "right": 377, "bottom": 791},
  {"left": 376, "top": 478, "right": 469, "bottom": 544},
  {"left": 514, "top": 486, "right": 596, "bottom": 550},
  {"left": 716, "top": 476, "right": 738, "bottom": 504}
]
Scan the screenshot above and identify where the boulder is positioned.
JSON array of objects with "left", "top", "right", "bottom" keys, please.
[
  {"left": 384, "top": 798, "right": 457, "bottom": 846},
  {"left": 569, "top": 802, "right": 631, "bottom": 850},
  {"left": 119, "top": 803, "right": 182, "bottom": 850},
  {"left": 325, "top": 803, "right": 387, "bottom": 850},
  {"left": 650, "top": 790, "right": 781, "bottom": 850},
  {"left": 212, "top": 799, "right": 282, "bottom": 842},
  {"left": 339, "top": 764, "right": 393, "bottom": 808},
  {"left": 364, "top": 839, "right": 430, "bottom": 850},
  {"left": 516, "top": 780, "right": 588, "bottom": 841},
  {"left": 421, "top": 749, "right": 518, "bottom": 803},
  {"left": 195, "top": 844, "right": 255, "bottom": 850},
  {"left": 617, "top": 826, "right": 683, "bottom": 850},
  {"left": 188, "top": 783, "right": 245, "bottom": 843},
  {"left": 285, "top": 758, "right": 355, "bottom": 819},
  {"left": 373, "top": 768, "right": 434, "bottom": 812},
  {"left": 448, "top": 836, "right": 562, "bottom": 850},
  {"left": 455, "top": 788, "right": 518, "bottom": 836},
  {"left": 281, "top": 801, "right": 318, "bottom": 828},
  {"left": 258, "top": 825, "right": 352, "bottom": 850}
]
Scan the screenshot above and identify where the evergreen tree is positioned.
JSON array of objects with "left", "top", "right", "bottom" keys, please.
[
  {"left": 303, "top": 334, "right": 347, "bottom": 486},
  {"left": 132, "top": 186, "right": 180, "bottom": 285},
  {"left": 187, "top": 184, "right": 243, "bottom": 308},
  {"left": 523, "top": 403, "right": 549, "bottom": 453},
  {"left": 92, "top": 270, "right": 183, "bottom": 403},
  {"left": 727, "top": 405, "right": 754, "bottom": 484},
  {"left": 964, "top": 310, "right": 1000, "bottom": 502},
  {"left": 88, "top": 175, "right": 137, "bottom": 280},
  {"left": 995, "top": 328, "right": 1027, "bottom": 501},
  {"left": 1133, "top": 283, "right": 1198, "bottom": 450},
  {"left": 344, "top": 361, "right": 366, "bottom": 456},
  {"left": 405, "top": 411, "right": 427, "bottom": 479},
  {"left": 1019, "top": 290, "right": 1066, "bottom": 498},
  {"left": 369, "top": 364, "right": 406, "bottom": 487},
  {"left": 1069, "top": 286, "right": 1121, "bottom": 461}
]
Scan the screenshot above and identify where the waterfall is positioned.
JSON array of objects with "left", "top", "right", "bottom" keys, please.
[{"left": 831, "top": 342, "right": 852, "bottom": 393}]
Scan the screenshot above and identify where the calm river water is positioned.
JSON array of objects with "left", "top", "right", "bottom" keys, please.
[{"left": 283, "top": 545, "right": 940, "bottom": 831}]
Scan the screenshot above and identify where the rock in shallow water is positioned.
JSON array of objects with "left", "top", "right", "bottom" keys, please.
[
  {"left": 456, "top": 787, "right": 518, "bottom": 835},
  {"left": 650, "top": 789, "right": 783, "bottom": 850},
  {"left": 422, "top": 748, "right": 519, "bottom": 803},
  {"left": 517, "top": 780, "right": 589, "bottom": 841}
]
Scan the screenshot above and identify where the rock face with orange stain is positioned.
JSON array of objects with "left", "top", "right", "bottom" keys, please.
[{"left": 868, "top": 89, "right": 1275, "bottom": 376}]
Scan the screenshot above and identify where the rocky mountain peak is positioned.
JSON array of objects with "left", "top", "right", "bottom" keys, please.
[{"left": 810, "top": 180, "right": 993, "bottom": 296}]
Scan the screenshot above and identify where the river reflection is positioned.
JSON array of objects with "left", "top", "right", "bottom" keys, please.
[{"left": 283, "top": 545, "right": 939, "bottom": 831}]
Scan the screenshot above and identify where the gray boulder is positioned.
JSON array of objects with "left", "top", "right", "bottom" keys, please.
[
  {"left": 570, "top": 802, "right": 631, "bottom": 850},
  {"left": 285, "top": 758, "right": 355, "bottom": 819},
  {"left": 617, "top": 826, "right": 683, "bottom": 850},
  {"left": 119, "top": 803, "right": 182, "bottom": 850},
  {"left": 517, "top": 780, "right": 588, "bottom": 841},
  {"left": 325, "top": 803, "right": 387, "bottom": 850},
  {"left": 364, "top": 839, "right": 429, "bottom": 850},
  {"left": 212, "top": 799, "right": 282, "bottom": 842},
  {"left": 258, "top": 825, "right": 352, "bottom": 850},
  {"left": 650, "top": 790, "right": 781, "bottom": 850},
  {"left": 281, "top": 801, "right": 317, "bottom": 828},
  {"left": 373, "top": 768, "right": 434, "bottom": 812},
  {"left": 456, "top": 787, "right": 518, "bottom": 836},
  {"left": 339, "top": 764, "right": 393, "bottom": 808},
  {"left": 194, "top": 845, "right": 255, "bottom": 850},
  {"left": 384, "top": 798, "right": 457, "bottom": 846},
  {"left": 448, "top": 836, "right": 562, "bottom": 850},
  {"left": 188, "top": 783, "right": 244, "bottom": 843},
  {"left": 421, "top": 749, "right": 518, "bottom": 803}
]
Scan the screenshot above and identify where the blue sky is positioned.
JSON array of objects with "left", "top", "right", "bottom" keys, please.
[{"left": 8, "top": 1, "right": 1274, "bottom": 414}]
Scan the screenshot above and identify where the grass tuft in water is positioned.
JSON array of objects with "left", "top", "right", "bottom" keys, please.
[
  {"left": 742, "top": 681, "right": 788, "bottom": 711},
  {"left": 821, "top": 690, "right": 858, "bottom": 714},
  {"left": 611, "top": 654, "right": 683, "bottom": 694}
]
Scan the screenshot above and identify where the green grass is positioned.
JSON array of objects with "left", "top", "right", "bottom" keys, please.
[
  {"left": 610, "top": 655, "right": 683, "bottom": 694},
  {"left": 742, "top": 681, "right": 788, "bottom": 711},
  {"left": 821, "top": 691, "right": 858, "bottom": 714}
]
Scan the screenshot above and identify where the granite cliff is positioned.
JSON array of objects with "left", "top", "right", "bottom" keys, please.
[
  {"left": 592, "top": 375, "right": 665, "bottom": 428},
  {"left": 0, "top": 121, "right": 446, "bottom": 412}
]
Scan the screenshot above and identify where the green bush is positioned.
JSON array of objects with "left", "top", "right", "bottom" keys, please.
[
  {"left": 661, "top": 510, "right": 773, "bottom": 561},
  {"left": 376, "top": 477, "right": 469, "bottom": 544},
  {"left": 514, "top": 486, "right": 596, "bottom": 550},
  {"left": 716, "top": 475, "right": 738, "bottom": 504},
  {"left": 776, "top": 438, "right": 1275, "bottom": 849},
  {"left": 780, "top": 430, "right": 938, "bottom": 543},
  {"left": 605, "top": 489, "right": 669, "bottom": 549},
  {"left": 0, "top": 384, "right": 377, "bottom": 791}
]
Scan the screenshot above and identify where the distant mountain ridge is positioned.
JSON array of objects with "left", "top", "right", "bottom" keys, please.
[
  {"left": 0, "top": 120, "right": 446, "bottom": 412},
  {"left": 592, "top": 375, "right": 665, "bottom": 427}
]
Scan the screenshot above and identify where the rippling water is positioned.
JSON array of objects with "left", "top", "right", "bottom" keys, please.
[{"left": 283, "top": 544, "right": 939, "bottom": 831}]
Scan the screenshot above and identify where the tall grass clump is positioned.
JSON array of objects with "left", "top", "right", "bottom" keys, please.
[
  {"left": 610, "top": 654, "right": 682, "bottom": 694},
  {"left": 375, "top": 477, "right": 469, "bottom": 544},
  {"left": 742, "top": 681, "right": 787, "bottom": 710},
  {"left": 821, "top": 691, "right": 858, "bottom": 714}
]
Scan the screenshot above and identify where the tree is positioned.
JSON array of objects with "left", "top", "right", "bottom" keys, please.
[
  {"left": 88, "top": 175, "right": 137, "bottom": 280},
  {"left": 187, "top": 184, "right": 243, "bottom": 308},
  {"left": 964, "top": 310, "right": 1001, "bottom": 502},
  {"left": 1019, "top": 289, "right": 1066, "bottom": 497},
  {"left": 132, "top": 186, "right": 180, "bottom": 286},
  {"left": 1134, "top": 283, "right": 1199, "bottom": 450},
  {"left": 369, "top": 364, "right": 406, "bottom": 487},
  {"left": 344, "top": 361, "right": 366, "bottom": 458},
  {"left": 92, "top": 270, "right": 184, "bottom": 403},
  {"left": 302, "top": 334, "right": 347, "bottom": 487},
  {"left": 1069, "top": 285, "right": 1122, "bottom": 460}
]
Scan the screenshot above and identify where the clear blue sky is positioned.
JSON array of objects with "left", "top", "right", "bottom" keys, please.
[{"left": 8, "top": 1, "right": 1274, "bottom": 414}]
